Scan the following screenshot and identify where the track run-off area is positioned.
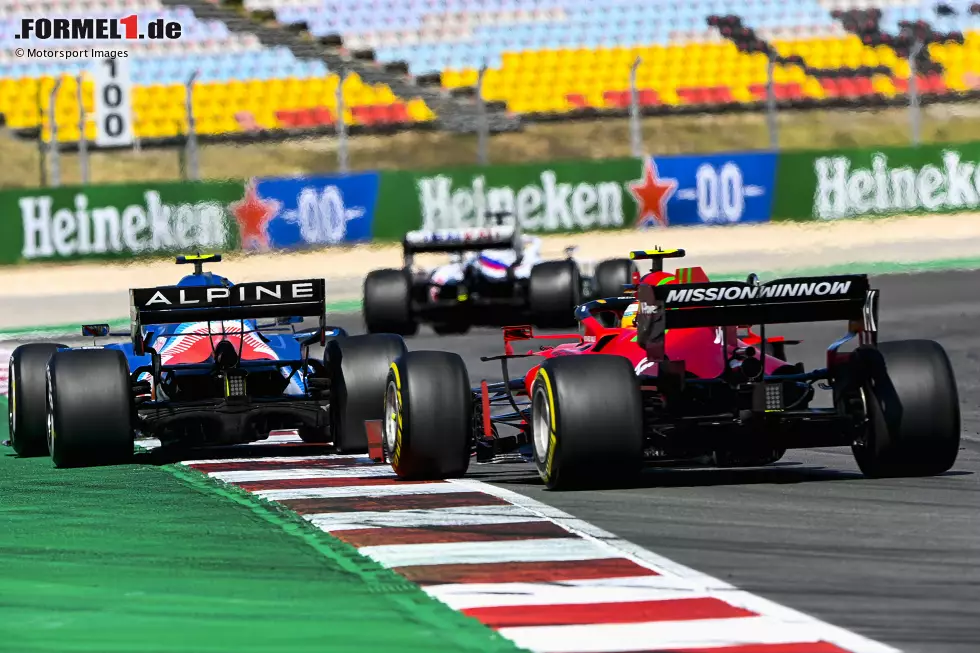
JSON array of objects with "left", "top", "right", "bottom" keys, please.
[{"left": 1, "top": 268, "right": 978, "bottom": 653}]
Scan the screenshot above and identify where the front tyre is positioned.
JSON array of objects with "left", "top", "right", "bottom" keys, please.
[
  {"left": 531, "top": 355, "right": 644, "bottom": 489},
  {"left": 326, "top": 334, "right": 407, "bottom": 452},
  {"left": 8, "top": 343, "right": 65, "bottom": 457},
  {"left": 385, "top": 351, "right": 471, "bottom": 480},
  {"left": 851, "top": 339, "right": 960, "bottom": 478},
  {"left": 47, "top": 349, "right": 134, "bottom": 468}
]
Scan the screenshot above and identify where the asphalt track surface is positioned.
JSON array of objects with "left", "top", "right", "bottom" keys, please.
[
  {"left": 326, "top": 269, "right": 980, "bottom": 653},
  {"left": 29, "top": 269, "right": 979, "bottom": 652}
]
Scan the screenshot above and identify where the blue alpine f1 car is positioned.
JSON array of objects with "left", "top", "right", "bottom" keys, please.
[{"left": 8, "top": 254, "right": 406, "bottom": 467}]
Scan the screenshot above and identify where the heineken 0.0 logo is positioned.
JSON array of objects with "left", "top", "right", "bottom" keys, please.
[{"left": 814, "top": 151, "right": 980, "bottom": 220}]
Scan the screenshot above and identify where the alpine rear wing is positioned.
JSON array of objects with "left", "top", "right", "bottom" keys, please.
[
  {"left": 636, "top": 274, "right": 879, "bottom": 353},
  {"left": 402, "top": 225, "right": 519, "bottom": 256},
  {"left": 130, "top": 279, "right": 326, "bottom": 353}
]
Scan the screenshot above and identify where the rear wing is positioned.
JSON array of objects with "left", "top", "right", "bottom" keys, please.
[
  {"left": 130, "top": 279, "right": 326, "bottom": 353},
  {"left": 636, "top": 274, "right": 878, "bottom": 356},
  {"left": 403, "top": 226, "right": 519, "bottom": 256}
]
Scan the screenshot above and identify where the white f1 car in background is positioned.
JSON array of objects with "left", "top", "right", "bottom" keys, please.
[{"left": 363, "top": 223, "right": 635, "bottom": 335}]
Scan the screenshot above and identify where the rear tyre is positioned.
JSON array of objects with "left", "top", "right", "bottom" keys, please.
[
  {"left": 326, "top": 334, "right": 407, "bottom": 452},
  {"left": 529, "top": 260, "right": 581, "bottom": 328},
  {"left": 8, "top": 343, "right": 65, "bottom": 457},
  {"left": 851, "top": 340, "right": 960, "bottom": 478},
  {"left": 385, "top": 351, "right": 472, "bottom": 480},
  {"left": 363, "top": 269, "right": 418, "bottom": 336},
  {"left": 531, "top": 355, "right": 644, "bottom": 489},
  {"left": 594, "top": 258, "right": 637, "bottom": 299},
  {"left": 47, "top": 349, "right": 134, "bottom": 468}
]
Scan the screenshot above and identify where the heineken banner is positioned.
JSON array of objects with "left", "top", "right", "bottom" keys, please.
[
  {"left": 772, "top": 141, "right": 980, "bottom": 221},
  {"left": 0, "top": 181, "right": 244, "bottom": 264},
  {"left": 371, "top": 152, "right": 778, "bottom": 240}
]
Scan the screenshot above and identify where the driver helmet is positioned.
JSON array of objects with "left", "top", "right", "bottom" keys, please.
[
  {"left": 621, "top": 302, "right": 639, "bottom": 328},
  {"left": 622, "top": 271, "right": 677, "bottom": 328}
]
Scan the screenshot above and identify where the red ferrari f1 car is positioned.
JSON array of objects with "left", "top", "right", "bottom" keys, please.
[{"left": 377, "top": 248, "right": 960, "bottom": 489}]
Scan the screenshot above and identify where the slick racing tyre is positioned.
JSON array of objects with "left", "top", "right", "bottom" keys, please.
[
  {"left": 594, "top": 258, "right": 637, "bottom": 299},
  {"left": 529, "top": 260, "right": 581, "bottom": 328},
  {"left": 385, "top": 351, "right": 471, "bottom": 480},
  {"left": 327, "top": 334, "right": 407, "bottom": 452},
  {"left": 531, "top": 355, "right": 644, "bottom": 490},
  {"left": 851, "top": 340, "right": 960, "bottom": 478},
  {"left": 8, "top": 343, "right": 65, "bottom": 457},
  {"left": 363, "top": 269, "right": 418, "bottom": 336},
  {"left": 47, "top": 349, "right": 134, "bottom": 468}
]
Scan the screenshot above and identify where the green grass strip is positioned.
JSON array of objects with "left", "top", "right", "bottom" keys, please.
[{"left": 0, "top": 398, "right": 525, "bottom": 653}]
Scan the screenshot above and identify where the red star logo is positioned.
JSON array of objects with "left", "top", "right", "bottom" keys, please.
[
  {"left": 627, "top": 159, "right": 677, "bottom": 228},
  {"left": 231, "top": 179, "right": 280, "bottom": 251}
]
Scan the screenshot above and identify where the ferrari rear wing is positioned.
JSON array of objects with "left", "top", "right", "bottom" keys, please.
[
  {"left": 636, "top": 274, "right": 878, "bottom": 354},
  {"left": 130, "top": 279, "right": 326, "bottom": 352}
]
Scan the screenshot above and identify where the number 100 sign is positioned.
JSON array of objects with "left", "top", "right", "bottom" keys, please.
[{"left": 92, "top": 57, "right": 134, "bottom": 148}]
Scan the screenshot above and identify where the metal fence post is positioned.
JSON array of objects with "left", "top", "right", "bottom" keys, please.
[
  {"left": 629, "top": 56, "right": 643, "bottom": 157},
  {"left": 77, "top": 73, "right": 89, "bottom": 184},
  {"left": 185, "top": 71, "right": 200, "bottom": 181},
  {"left": 336, "top": 68, "right": 349, "bottom": 174},
  {"left": 908, "top": 39, "right": 923, "bottom": 146},
  {"left": 48, "top": 77, "right": 63, "bottom": 188},
  {"left": 476, "top": 61, "right": 489, "bottom": 165},
  {"left": 766, "top": 55, "right": 778, "bottom": 150}
]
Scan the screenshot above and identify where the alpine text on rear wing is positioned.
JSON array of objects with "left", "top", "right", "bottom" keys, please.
[{"left": 130, "top": 279, "right": 327, "bottom": 352}]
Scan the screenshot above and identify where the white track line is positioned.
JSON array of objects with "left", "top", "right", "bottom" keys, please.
[
  {"left": 305, "top": 504, "right": 542, "bottom": 532},
  {"left": 209, "top": 466, "right": 399, "bottom": 482},
  {"left": 358, "top": 537, "right": 618, "bottom": 568},
  {"left": 183, "top": 454, "right": 365, "bottom": 465},
  {"left": 425, "top": 578, "right": 715, "bottom": 610},
  {"left": 252, "top": 482, "right": 459, "bottom": 500}
]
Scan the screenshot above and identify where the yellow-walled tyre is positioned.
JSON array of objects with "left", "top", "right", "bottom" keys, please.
[
  {"left": 385, "top": 351, "right": 471, "bottom": 480},
  {"left": 531, "top": 355, "right": 644, "bottom": 490}
]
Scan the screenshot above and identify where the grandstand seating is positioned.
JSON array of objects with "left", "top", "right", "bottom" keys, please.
[
  {"left": 2, "top": 0, "right": 979, "bottom": 143},
  {"left": 0, "top": 0, "right": 435, "bottom": 141}
]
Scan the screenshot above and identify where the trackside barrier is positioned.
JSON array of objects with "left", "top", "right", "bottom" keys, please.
[
  {"left": 773, "top": 140, "right": 980, "bottom": 222},
  {"left": 5, "top": 141, "right": 980, "bottom": 264}
]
